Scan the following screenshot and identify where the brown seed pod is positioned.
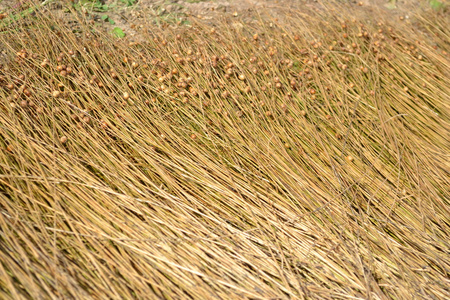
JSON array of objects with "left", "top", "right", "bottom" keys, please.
[
  {"left": 20, "top": 100, "right": 28, "bottom": 108},
  {"left": 71, "top": 114, "right": 80, "bottom": 122},
  {"left": 83, "top": 116, "right": 91, "bottom": 123},
  {"left": 100, "top": 121, "right": 109, "bottom": 129},
  {"left": 40, "top": 59, "right": 49, "bottom": 67}
]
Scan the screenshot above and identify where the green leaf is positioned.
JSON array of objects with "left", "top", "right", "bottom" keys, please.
[
  {"left": 112, "top": 27, "right": 125, "bottom": 38},
  {"left": 92, "top": 2, "right": 109, "bottom": 12},
  {"left": 430, "top": 0, "right": 444, "bottom": 10},
  {"left": 120, "top": 0, "right": 136, "bottom": 6},
  {"left": 101, "top": 15, "right": 115, "bottom": 24},
  {"left": 384, "top": 0, "right": 397, "bottom": 9}
]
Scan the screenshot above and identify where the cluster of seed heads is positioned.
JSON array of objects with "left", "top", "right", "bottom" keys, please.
[{"left": 1, "top": 12, "right": 446, "bottom": 163}]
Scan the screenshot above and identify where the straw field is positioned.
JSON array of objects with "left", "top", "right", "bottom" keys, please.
[{"left": 0, "top": 1, "right": 449, "bottom": 299}]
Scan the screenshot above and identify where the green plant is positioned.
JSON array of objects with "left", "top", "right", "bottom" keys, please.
[
  {"left": 101, "top": 14, "right": 115, "bottom": 25},
  {"left": 119, "top": 0, "right": 137, "bottom": 7},
  {"left": 74, "top": 0, "right": 111, "bottom": 12},
  {"left": 111, "top": 26, "right": 125, "bottom": 37},
  {"left": 429, "top": 0, "right": 445, "bottom": 10}
]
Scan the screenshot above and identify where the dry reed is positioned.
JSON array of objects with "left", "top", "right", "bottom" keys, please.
[{"left": 0, "top": 1, "right": 449, "bottom": 299}]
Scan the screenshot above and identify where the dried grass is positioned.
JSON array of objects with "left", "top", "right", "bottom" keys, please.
[{"left": 0, "top": 1, "right": 449, "bottom": 299}]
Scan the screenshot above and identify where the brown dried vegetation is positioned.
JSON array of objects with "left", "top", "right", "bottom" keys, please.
[{"left": 0, "top": 1, "right": 449, "bottom": 299}]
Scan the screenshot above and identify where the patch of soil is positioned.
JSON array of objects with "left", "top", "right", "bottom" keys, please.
[{"left": 0, "top": 0, "right": 447, "bottom": 50}]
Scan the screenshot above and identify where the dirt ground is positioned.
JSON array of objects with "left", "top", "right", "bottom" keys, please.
[{"left": 0, "top": 0, "right": 442, "bottom": 43}]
